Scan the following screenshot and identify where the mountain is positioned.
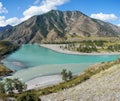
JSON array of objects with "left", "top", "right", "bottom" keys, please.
[
  {"left": 0, "top": 41, "right": 18, "bottom": 56},
  {"left": 0, "top": 25, "right": 12, "bottom": 33},
  {"left": 0, "top": 10, "right": 120, "bottom": 44}
]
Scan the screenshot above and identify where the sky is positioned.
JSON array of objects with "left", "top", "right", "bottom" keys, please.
[{"left": 0, "top": 0, "right": 120, "bottom": 26}]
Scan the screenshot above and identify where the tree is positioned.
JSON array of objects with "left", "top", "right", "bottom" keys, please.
[
  {"left": 13, "top": 78, "right": 27, "bottom": 93},
  {"left": 0, "top": 82, "right": 5, "bottom": 94},
  {"left": 17, "top": 93, "right": 41, "bottom": 101},
  {"left": 67, "top": 71, "right": 73, "bottom": 80},
  {"left": 1, "top": 78, "right": 27, "bottom": 94},
  {"left": 61, "top": 69, "right": 73, "bottom": 81},
  {"left": 61, "top": 69, "right": 67, "bottom": 81},
  {"left": 5, "top": 78, "right": 14, "bottom": 94}
]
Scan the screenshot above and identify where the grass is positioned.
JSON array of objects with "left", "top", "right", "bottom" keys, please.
[
  {"left": 42, "top": 36, "right": 119, "bottom": 44},
  {"left": 0, "top": 63, "right": 13, "bottom": 76},
  {"left": 67, "top": 36, "right": 118, "bottom": 42},
  {"left": 0, "top": 41, "right": 18, "bottom": 76},
  {"left": 61, "top": 38, "right": 120, "bottom": 53}
]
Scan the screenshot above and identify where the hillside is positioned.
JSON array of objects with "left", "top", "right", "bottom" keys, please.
[
  {"left": 41, "top": 63, "right": 120, "bottom": 101},
  {"left": 0, "top": 10, "right": 120, "bottom": 44},
  {"left": 0, "top": 41, "right": 19, "bottom": 76},
  {"left": 0, "top": 25, "right": 12, "bottom": 33},
  {"left": 0, "top": 41, "right": 18, "bottom": 56},
  {"left": 0, "top": 64, "right": 13, "bottom": 76}
]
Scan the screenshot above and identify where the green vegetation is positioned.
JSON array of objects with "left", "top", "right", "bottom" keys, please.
[
  {"left": 107, "top": 44, "right": 120, "bottom": 52},
  {"left": 1, "top": 40, "right": 120, "bottom": 99},
  {"left": 0, "top": 41, "right": 19, "bottom": 56},
  {"left": 0, "top": 41, "right": 19, "bottom": 76},
  {"left": 0, "top": 79, "right": 40, "bottom": 101},
  {"left": 0, "top": 64, "right": 13, "bottom": 76},
  {"left": 0, "top": 78, "right": 26, "bottom": 94},
  {"left": 42, "top": 36, "right": 118, "bottom": 44},
  {"left": 0, "top": 78, "right": 27, "bottom": 100},
  {"left": 77, "top": 45, "right": 97, "bottom": 53},
  {"left": 61, "top": 69, "right": 73, "bottom": 81},
  {"left": 34, "top": 58, "right": 120, "bottom": 96},
  {"left": 1, "top": 58, "right": 120, "bottom": 100},
  {"left": 60, "top": 40, "right": 120, "bottom": 53},
  {"left": 17, "top": 92, "right": 41, "bottom": 101}
]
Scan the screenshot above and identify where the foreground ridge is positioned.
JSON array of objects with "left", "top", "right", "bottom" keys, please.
[{"left": 41, "top": 63, "right": 120, "bottom": 101}]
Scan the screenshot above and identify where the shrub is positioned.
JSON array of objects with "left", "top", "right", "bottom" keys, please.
[
  {"left": 61, "top": 69, "right": 73, "bottom": 81},
  {"left": 17, "top": 93, "right": 41, "bottom": 101}
]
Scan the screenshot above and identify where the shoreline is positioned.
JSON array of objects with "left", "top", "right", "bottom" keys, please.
[
  {"left": 26, "top": 74, "right": 63, "bottom": 90},
  {"left": 40, "top": 44, "right": 120, "bottom": 55},
  {"left": 3, "top": 44, "right": 120, "bottom": 90}
]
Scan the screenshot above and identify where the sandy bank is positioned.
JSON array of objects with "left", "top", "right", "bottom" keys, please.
[
  {"left": 40, "top": 44, "right": 120, "bottom": 55},
  {"left": 26, "top": 75, "right": 63, "bottom": 90}
]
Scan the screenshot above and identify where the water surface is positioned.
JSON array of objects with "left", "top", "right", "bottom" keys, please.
[{"left": 3, "top": 44, "right": 120, "bottom": 82}]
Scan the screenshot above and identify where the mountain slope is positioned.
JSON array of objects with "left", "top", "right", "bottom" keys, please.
[
  {"left": 41, "top": 64, "right": 120, "bottom": 101},
  {"left": 0, "top": 41, "right": 18, "bottom": 56},
  {"left": 0, "top": 41, "right": 18, "bottom": 76},
  {"left": 0, "top": 25, "right": 12, "bottom": 33},
  {"left": 0, "top": 10, "right": 120, "bottom": 44}
]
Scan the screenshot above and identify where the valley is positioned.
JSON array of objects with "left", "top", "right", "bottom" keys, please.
[{"left": 0, "top": 9, "right": 120, "bottom": 101}]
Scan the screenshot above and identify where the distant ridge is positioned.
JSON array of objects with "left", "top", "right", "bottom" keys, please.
[
  {"left": 0, "top": 10, "right": 120, "bottom": 44},
  {"left": 0, "top": 25, "right": 12, "bottom": 33}
]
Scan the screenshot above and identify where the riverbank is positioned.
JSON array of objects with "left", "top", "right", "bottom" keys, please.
[
  {"left": 0, "top": 41, "right": 19, "bottom": 77},
  {"left": 41, "top": 63, "right": 120, "bottom": 101},
  {"left": 26, "top": 75, "right": 63, "bottom": 90},
  {"left": 25, "top": 60, "right": 116, "bottom": 91},
  {"left": 40, "top": 44, "right": 120, "bottom": 55},
  {"left": 0, "top": 63, "right": 13, "bottom": 77}
]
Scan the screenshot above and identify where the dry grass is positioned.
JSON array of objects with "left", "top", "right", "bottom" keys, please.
[{"left": 0, "top": 64, "right": 13, "bottom": 76}]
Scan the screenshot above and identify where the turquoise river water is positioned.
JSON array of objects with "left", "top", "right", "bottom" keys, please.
[{"left": 2, "top": 44, "right": 120, "bottom": 82}]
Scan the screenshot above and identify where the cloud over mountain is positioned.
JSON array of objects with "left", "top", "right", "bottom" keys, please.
[
  {"left": 90, "top": 13, "right": 118, "bottom": 21},
  {"left": 0, "top": 0, "right": 69, "bottom": 26},
  {"left": 23, "top": 0, "right": 69, "bottom": 20}
]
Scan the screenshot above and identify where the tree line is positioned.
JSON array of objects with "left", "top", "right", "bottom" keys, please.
[{"left": 0, "top": 78, "right": 26, "bottom": 94}]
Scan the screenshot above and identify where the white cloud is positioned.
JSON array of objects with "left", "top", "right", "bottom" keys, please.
[
  {"left": 0, "top": 0, "right": 69, "bottom": 26},
  {"left": 23, "top": 0, "right": 69, "bottom": 19},
  {"left": 118, "top": 24, "right": 120, "bottom": 27},
  {"left": 0, "top": 2, "right": 8, "bottom": 14},
  {"left": 6, "top": 17, "right": 20, "bottom": 26},
  {"left": 90, "top": 13, "right": 118, "bottom": 21},
  {"left": 0, "top": 16, "right": 6, "bottom": 26},
  {"left": 0, "top": 16, "right": 20, "bottom": 26}
]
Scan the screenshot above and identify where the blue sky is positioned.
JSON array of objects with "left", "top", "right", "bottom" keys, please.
[{"left": 0, "top": 0, "right": 120, "bottom": 26}]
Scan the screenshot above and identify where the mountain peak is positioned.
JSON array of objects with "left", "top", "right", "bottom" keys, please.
[
  {"left": 0, "top": 25, "right": 12, "bottom": 33},
  {"left": 0, "top": 10, "right": 120, "bottom": 44},
  {"left": 6, "top": 24, "right": 12, "bottom": 27}
]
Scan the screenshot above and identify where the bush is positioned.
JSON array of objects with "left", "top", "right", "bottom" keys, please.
[
  {"left": 17, "top": 93, "right": 41, "bottom": 101},
  {"left": 0, "top": 78, "right": 27, "bottom": 94},
  {"left": 61, "top": 69, "right": 73, "bottom": 81}
]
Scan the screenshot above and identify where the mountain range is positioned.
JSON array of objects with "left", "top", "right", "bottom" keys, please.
[
  {"left": 0, "top": 10, "right": 120, "bottom": 44},
  {"left": 0, "top": 25, "right": 12, "bottom": 33}
]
